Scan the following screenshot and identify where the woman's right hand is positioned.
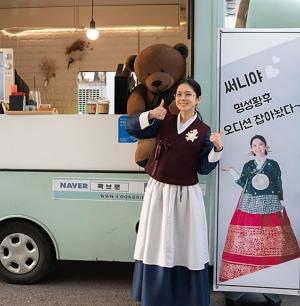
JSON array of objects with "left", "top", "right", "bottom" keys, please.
[{"left": 149, "top": 100, "right": 167, "bottom": 121}]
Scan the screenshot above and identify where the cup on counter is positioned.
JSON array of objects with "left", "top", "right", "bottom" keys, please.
[
  {"left": 87, "top": 101, "right": 97, "bottom": 114},
  {"left": 96, "top": 98, "right": 110, "bottom": 114}
]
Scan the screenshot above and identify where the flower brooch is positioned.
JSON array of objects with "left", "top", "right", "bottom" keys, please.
[{"left": 185, "top": 129, "right": 198, "bottom": 142}]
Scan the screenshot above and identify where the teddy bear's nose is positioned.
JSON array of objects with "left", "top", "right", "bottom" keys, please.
[{"left": 152, "top": 80, "right": 162, "bottom": 88}]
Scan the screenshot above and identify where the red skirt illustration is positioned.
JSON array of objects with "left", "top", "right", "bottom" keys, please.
[{"left": 219, "top": 207, "right": 300, "bottom": 282}]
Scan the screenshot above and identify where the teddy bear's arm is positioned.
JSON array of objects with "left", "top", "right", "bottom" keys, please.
[{"left": 127, "top": 84, "right": 148, "bottom": 115}]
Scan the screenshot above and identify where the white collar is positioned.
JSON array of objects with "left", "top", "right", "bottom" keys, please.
[
  {"left": 177, "top": 113, "right": 198, "bottom": 134},
  {"left": 254, "top": 156, "right": 267, "bottom": 169}
]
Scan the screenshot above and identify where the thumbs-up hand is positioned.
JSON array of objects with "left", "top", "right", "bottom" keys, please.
[
  {"left": 149, "top": 99, "right": 167, "bottom": 121},
  {"left": 210, "top": 131, "right": 224, "bottom": 152}
]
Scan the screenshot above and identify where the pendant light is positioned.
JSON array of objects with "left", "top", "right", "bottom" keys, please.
[{"left": 86, "top": 0, "right": 99, "bottom": 40}]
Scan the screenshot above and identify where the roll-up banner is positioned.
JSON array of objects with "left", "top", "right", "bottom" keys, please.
[{"left": 214, "top": 29, "right": 300, "bottom": 295}]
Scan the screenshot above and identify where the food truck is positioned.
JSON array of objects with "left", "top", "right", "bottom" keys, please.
[
  {"left": 0, "top": 0, "right": 223, "bottom": 284},
  {"left": 0, "top": 112, "right": 150, "bottom": 284}
]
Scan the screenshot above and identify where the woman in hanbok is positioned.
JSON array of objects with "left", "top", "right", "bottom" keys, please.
[
  {"left": 219, "top": 135, "right": 300, "bottom": 282},
  {"left": 126, "top": 79, "right": 223, "bottom": 306}
]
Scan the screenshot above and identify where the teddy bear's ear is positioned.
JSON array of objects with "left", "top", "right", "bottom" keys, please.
[
  {"left": 125, "top": 55, "right": 137, "bottom": 72},
  {"left": 173, "top": 43, "right": 188, "bottom": 59}
]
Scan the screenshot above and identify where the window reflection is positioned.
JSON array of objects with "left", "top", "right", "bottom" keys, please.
[{"left": 77, "top": 71, "right": 115, "bottom": 114}]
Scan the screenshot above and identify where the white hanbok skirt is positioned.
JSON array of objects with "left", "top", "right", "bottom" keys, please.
[{"left": 134, "top": 177, "right": 209, "bottom": 270}]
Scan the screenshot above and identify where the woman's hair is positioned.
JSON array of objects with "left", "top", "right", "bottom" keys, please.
[
  {"left": 176, "top": 78, "right": 202, "bottom": 98},
  {"left": 250, "top": 134, "right": 268, "bottom": 155}
]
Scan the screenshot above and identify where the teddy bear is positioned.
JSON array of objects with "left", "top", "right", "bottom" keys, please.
[{"left": 125, "top": 43, "right": 188, "bottom": 167}]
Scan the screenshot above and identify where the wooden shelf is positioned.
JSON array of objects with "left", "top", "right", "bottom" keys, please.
[
  {"left": 4, "top": 110, "right": 57, "bottom": 115},
  {"left": 1, "top": 102, "right": 58, "bottom": 115}
]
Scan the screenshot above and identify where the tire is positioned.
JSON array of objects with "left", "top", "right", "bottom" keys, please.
[{"left": 0, "top": 221, "right": 54, "bottom": 284}]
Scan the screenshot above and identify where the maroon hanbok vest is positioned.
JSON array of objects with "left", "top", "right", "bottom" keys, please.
[{"left": 145, "top": 114, "right": 209, "bottom": 185}]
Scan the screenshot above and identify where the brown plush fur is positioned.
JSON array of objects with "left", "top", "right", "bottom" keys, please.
[{"left": 126, "top": 43, "right": 188, "bottom": 165}]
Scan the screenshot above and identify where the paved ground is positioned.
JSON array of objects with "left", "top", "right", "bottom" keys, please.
[{"left": 0, "top": 261, "right": 298, "bottom": 305}]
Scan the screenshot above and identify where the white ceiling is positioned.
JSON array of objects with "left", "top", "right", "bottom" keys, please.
[{"left": 0, "top": 0, "right": 185, "bottom": 9}]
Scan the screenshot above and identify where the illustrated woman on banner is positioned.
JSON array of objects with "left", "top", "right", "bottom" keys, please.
[{"left": 219, "top": 134, "right": 300, "bottom": 282}]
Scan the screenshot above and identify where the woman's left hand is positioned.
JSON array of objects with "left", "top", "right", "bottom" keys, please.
[{"left": 210, "top": 131, "right": 223, "bottom": 152}]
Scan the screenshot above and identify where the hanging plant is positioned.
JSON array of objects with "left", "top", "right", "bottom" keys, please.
[
  {"left": 40, "top": 58, "right": 57, "bottom": 87},
  {"left": 65, "top": 39, "right": 93, "bottom": 69}
]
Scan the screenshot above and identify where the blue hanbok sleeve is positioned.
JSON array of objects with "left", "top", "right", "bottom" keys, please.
[
  {"left": 273, "top": 161, "right": 283, "bottom": 200},
  {"left": 236, "top": 163, "right": 249, "bottom": 188},
  {"left": 197, "top": 130, "right": 220, "bottom": 175},
  {"left": 126, "top": 112, "right": 160, "bottom": 139}
]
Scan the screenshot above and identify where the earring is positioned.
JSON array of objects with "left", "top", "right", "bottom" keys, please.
[{"left": 248, "top": 150, "right": 255, "bottom": 156}]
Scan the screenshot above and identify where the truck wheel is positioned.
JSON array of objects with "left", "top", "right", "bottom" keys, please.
[{"left": 0, "top": 221, "right": 54, "bottom": 284}]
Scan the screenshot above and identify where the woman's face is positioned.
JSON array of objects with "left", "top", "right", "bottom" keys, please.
[
  {"left": 175, "top": 83, "right": 200, "bottom": 114},
  {"left": 251, "top": 138, "right": 266, "bottom": 158}
]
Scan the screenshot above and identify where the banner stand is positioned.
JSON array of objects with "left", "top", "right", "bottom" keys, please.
[
  {"left": 225, "top": 292, "right": 281, "bottom": 306},
  {"left": 215, "top": 29, "right": 300, "bottom": 296}
]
